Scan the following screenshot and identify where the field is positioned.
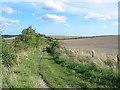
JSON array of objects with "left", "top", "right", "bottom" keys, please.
[
  {"left": 59, "top": 35, "right": 118, "bottom": 56},
  {"left": 49, "top": 35, "right": 80, "bottom": 39},
  {"left": 3, "top": 37, "right": 16, "bottom": 43}
]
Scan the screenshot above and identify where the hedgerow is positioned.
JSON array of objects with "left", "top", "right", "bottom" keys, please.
[{"left": 2, "top": 26, "right": 48, "bottom": 66}]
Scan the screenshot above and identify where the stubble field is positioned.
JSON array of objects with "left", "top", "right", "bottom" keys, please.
[{"left": 57, "top": 35, "right": 118, "bottom": 56}]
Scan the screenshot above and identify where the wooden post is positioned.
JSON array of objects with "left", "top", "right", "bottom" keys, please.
[
  {"left": 117, "top": 54, "right": 120, "bottom": 75},
  {"left": 91, "top": 50, "right": 95, "bottom": 58},
  {"left": 117, "top": 54, "right": 120, "bottom": 64}
]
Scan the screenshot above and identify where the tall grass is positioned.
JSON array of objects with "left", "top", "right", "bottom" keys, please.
[
  {"left": 2, "top": 47, "right": 46, "bottom": 88},
  {"left": 46, "top": 46, "right": 120, "bottom": 88}
]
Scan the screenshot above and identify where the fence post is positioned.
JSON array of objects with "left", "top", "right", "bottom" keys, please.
[
  {"left": 91, "top": 50, "right": 95, "bottom": 57},
  {"left": 117, "top": 54, "right": 120, "bottom": 64}
]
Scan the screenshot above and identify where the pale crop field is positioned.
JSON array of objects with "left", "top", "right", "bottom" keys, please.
[{"left": 59, "top": 35, "right": 118, "bottom": 57}]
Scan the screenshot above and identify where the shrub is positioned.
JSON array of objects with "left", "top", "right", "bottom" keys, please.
[
  {"left": 12, "top": 26, "right": 47, "bottom": 49},
  {"left": 2, "top": 26, "right": 48, "bottom": 66},
  {"left": 46, "top": 40, "right": 61, "bottom": 58},
  {"left": 2, "top": 41, "right": 17, "bottom": 67}
]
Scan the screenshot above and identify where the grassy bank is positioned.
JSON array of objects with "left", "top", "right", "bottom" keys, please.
[
  {"left": 40, "top": 46, "right": 119, "bottom": 88},
  {"left": 2, "top": 48, "right": 43, "bottom": 88}
]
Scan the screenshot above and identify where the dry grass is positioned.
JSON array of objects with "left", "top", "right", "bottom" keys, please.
[{"left": 64, "top": 48, "right": 118, "bottom": 73}]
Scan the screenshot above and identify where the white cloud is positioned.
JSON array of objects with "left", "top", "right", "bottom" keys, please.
[
  {"left": 84, "top": 12, "right": 115, "bottom": 20},
  {"left": 91, "top": 0, "right": 105, "bottom": 3},
  {"left": 31, "top": 2, "right": 37, "bottom": 7},
  {"left": 32, "top": 13, "right": 36, "bottom": 16},
  {"left": 112, "top": 22, "right": 118, "bottom": 26},
  {"left": 0, "top": 22, "right": 11, "bottom": 30},
  {"left": 36, "top": 14, "right": 66, "bottom": 23},
  {"left": 0, "top": 17, "right": 19, "bottom": 23},
  {"left": 29, "top": 0, "right": 118, "bottom": 21},
  {"left": 42, "top": 1, "right": 117, "bottom": 20},
  {"left": 1, "top": 0, "right": 118, "bottom": 3},
  {"left": 10, "top": 20, "right": 19, "bottom": 23},
  {"left": 2, "top": 6, "right": 23, "bottom": 14},
  {"left": 90, "top": 0, "right": 118, "bottom": 3},
  {"left": 64, "top": 24, "right": 71, "bottom": 27},
  {"left": 43, "top": 1, "right": 65, "bottom": 12},
  {"left": 103, "top": 22, "right": 118, "bottom": 29},
  {"left": 0, "top": 17, "right": 19, "bottom": 29},
  {"left": 103, "top": 25, "right": 109, "bottom": 28},
  {"left": 2, "top": 6, "right": 15, "bottom": 14},
  {"left": 42, "top": 1, "right": 85, "bottom": 14}
]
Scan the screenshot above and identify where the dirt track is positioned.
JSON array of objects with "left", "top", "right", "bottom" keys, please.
[{"left": 60, "top": 36, "right": 118, "bottom": 56}]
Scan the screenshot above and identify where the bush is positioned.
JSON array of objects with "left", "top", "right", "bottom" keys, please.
[
  {"left": 2, "top": 41, "right": 17, "bottom": 67},
  {"left": 12, "top": 26, "right": 47, "bottom": 49},
  {"left": 2, "top": 26, "right": 48, "bottom": 66},
  {"left": 46, "top": 40, "right": 61, "bottom": 58}
]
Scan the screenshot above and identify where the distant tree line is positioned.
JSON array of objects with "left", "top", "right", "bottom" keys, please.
[{"left": 2, "top": 35, "right": 19, "bottom": 38}]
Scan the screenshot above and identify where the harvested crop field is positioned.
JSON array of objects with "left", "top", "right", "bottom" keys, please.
[
  {"left": 50, "top": 35, "right": 80, "bottom": 39},
  {"left": 3, "top": 37, "right": 16, "bottom": 43},
  {"left": 60, "top": 35, "right": 118, "bottom": 56}
]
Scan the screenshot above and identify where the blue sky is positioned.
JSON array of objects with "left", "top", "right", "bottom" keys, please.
[{"left": 0, "top": 0, "right": 118, "bottom": 36}]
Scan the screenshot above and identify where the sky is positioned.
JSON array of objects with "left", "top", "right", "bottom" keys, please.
[{"left": 0, "top": 0, "right": 118, "bottom": 36}]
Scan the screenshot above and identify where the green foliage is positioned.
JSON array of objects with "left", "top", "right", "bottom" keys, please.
[
  {"left": 44, "top": 36, "right": 53, "bottom": 41},
  {"left": 22, "top": 26, "right": 36, "bottom": 35},
  {"left": 2, "top": 26, "right": 48, "bottom": 66},
  {"left": 46, "top": 40, "right": 60, "bottom": 58},
  {"left": 17, "top": 26, "right": 47, "bottom": 48},
  {"left": 2, "top": 49, "right": 43, "bottom": 88},
  {"left": 52, "top": 56, "right": 119, "bottom": 88},
  {"left": 2, "top": 41, "right": 17, "bottom": 67},
  {"left": 38, "top": 54, "right": 92, "bottom": 88}
]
